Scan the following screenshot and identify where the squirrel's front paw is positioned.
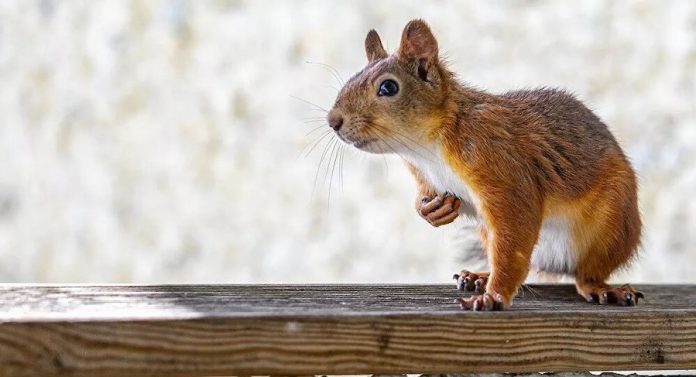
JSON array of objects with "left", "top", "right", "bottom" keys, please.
[
  {"left": 457, "top": 293, "right": 507, "bottom": 311},
  {"left": 416, "top": 193, "right": 462, "bottom": 227}
]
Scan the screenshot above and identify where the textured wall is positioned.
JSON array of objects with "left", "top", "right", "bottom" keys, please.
[{"left": 0, "top": 1, "right": 694, "bottom": 283}]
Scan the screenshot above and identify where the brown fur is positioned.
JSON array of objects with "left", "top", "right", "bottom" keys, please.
[{"left": 328, "top": 19, "right": 642, "bottom": 309}]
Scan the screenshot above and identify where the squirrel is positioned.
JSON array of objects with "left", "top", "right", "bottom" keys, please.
[{"left": 326, "top": 19, "right": 643, "bottom": 311}]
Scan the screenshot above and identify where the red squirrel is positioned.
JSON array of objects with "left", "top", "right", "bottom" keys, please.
[{"left": 326, "top": 19, "right": 643, "bottom": 311}]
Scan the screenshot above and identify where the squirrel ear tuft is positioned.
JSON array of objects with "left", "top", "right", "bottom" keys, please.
[
  {"left": 365, "top": 29, "right": 388, "bottom": 63},
  {"left": 397, "top": 19, "right": 439, "bottom": 80}
]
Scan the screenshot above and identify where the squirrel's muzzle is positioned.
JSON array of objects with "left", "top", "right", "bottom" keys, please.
[{"left": 328, "top": 111, "right": 344, "bottom": 132}]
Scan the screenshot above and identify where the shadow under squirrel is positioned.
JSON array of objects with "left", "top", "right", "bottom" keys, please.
[{"left": 327, "top": 19, "right": 642, "bottom": 311}]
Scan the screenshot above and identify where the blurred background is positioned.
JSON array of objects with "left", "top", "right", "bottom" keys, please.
[{"left": 0, "top": 0, "right": 694, "bottom": 284}]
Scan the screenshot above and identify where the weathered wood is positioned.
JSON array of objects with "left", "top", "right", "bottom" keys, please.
[
  {"left": 0, "top": 284, "right": 695, "bottom": 376},
  {"left": 415, "top": 374, "right": 695, "bottom": 377}
]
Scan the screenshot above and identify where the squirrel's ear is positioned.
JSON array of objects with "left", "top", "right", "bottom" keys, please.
[
  {"left": 397, "top": 19, "right": 439, "bottom": 81},
  {"left": 365, "top": 29, "right": 388, "bottom": 63}
]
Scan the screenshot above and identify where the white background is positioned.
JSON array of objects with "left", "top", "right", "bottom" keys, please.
[{"left": 0, "top": 1, "right": 694, "bottom": 283}]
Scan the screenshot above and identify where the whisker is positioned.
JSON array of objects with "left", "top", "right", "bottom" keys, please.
[
  {"left": 389, "top": 133, "right": 433, "bottom": 161},
  {"left": 324, "top": 138, "right": 338, "bottom": 180},
  {"left": 312, "top": 136, "right": 337, "bottom": 196},
  {"left": 305, "top": 60, "right": 345, "bottom": 86},
  {"left": 323, "top": 84, "right": 340, "bottom": 93},
  {"left": 368, "top": 128, "right": 412, "bottom": 177},
  {"left": 303, "top": 120, "right": 329, "bottom": 126},
  {"left": 370, "top": 127, "right": 440, "bottom": 177},
  {"left": 371, "top": 123, "right": 436, "bottom": 158},
  {"left": 368, "top": 126, "right": 395, "bottom": 154},
  {"left": 291, "top": 95, "right": 329, "bottom": 113},
  {"left": 325, "top": 138, "right": 342, "bottom": 207},
  {"left": 519, "top": 284, "right": 541, "bottom": 299},
  {"left": 371, "top": 124, "right": 436, "bottom": 163},
  {"left": 322, "top": 138, "right": 339, "bottom": 189},
  {"left": 373, "top": 124, "right": 437, "bottom": 162},
  {"left": 369, "top": 126, "right": 406, "bottom": 160},
  {"left": 328, "top": 139, "right": 342, "bottom": 207},
  {"left": 303, "top": 130, "right": 333, "bottom": 158},
  {"left": 304, "top": 125, "right": 328, "bottom": 136},
  {"left": 375, "top": 141, "right": 390, "bottom": 174},
  {"left": 339, "top": 144, "right": 346, "bottom": 193}
]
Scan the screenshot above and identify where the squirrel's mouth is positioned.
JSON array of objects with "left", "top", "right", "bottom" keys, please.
[{"left": 352, "top": 138, "right": 378, "bottom": 149}]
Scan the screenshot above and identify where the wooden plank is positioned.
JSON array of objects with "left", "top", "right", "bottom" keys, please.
[{"left": 0, "top": 284, "right": 695, "bottom": 376}]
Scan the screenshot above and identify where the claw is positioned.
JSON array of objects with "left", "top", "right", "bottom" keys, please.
[
  {"left": 623, "top": 292, "right": 635, "bottom": 306},
  {"left": 454, "top": 274, "right": 466, "bottom": 291},
  {"left": 472, "top": 297, "right": 484, "bottom": 311},
  {"left": 601, "top": 291, "right": 612, "bottom": 305},
  {"left": 459, "top": 293, "right": 506, "bottom": 311},
  {"left": 474, "top": 278, "right": 486, "bottom": 294},
  {"left": 464, "top": 275, "right": 475, "bottom": 290},
  {"left": 453, "top": 270, "right": 489, "bottom": 293},
  {"left": 580, "top": 284, "right": 644, "bottom": 307},
  {"left": 588, "top": 292, "right": 600, "bottom": 303}
]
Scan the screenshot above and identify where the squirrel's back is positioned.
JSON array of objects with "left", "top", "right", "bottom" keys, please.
[{"left": 464, "top": 87, "right": 634, "bottom": 199}]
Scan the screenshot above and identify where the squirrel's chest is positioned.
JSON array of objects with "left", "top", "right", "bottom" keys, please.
[{"left": 404, "top": 148, "right": 481, "bottom": 218}]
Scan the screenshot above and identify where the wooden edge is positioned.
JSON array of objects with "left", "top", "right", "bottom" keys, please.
[{"left": 1, "top": 310, "right": 695, "bottom": 376}]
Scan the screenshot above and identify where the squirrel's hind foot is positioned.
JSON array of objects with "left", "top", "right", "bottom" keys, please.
[
  {"left": 576, "top": 282, "right": 644, "bottom": 306},
  {"left": 453, "top": 270, "right": 489, "bottom": 294}
]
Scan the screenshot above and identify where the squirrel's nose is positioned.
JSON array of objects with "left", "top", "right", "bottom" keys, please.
[{"left": 328, "top": 112, "right": 344, "bottom": 131}]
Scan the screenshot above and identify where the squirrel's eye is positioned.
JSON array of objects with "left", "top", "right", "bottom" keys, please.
[{"left": 378, "top": 79, "right": 399, "bottom": 97}]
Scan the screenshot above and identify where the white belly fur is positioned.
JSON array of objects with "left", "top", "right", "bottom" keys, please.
[
  {"left": 403, "top": 146, "right": 577, "bottom": 274},
  {"left": 531, "top": 216, "right": 576, "bottom": 274}
]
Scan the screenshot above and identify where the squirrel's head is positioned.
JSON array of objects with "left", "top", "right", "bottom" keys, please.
[{"left": 327, "top": 19, "right": 450, "bottom": 154}]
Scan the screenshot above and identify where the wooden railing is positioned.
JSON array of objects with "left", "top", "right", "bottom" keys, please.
[{"left": 0, "top": 284, "right": 694, "bottom": 376}]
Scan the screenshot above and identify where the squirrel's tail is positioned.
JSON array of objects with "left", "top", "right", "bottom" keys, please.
[{"left": 453, "top": 221, "right": 488, "bottom": 271}]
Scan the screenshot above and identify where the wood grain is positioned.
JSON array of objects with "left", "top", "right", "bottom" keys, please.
[{"left": 0, "top": 284, "right": 695, "bottom": 376}]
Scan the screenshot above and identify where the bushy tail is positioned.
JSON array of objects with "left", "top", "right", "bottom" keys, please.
[{"left": 453, "top": 222, "right": 488, "bottom": 271}]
